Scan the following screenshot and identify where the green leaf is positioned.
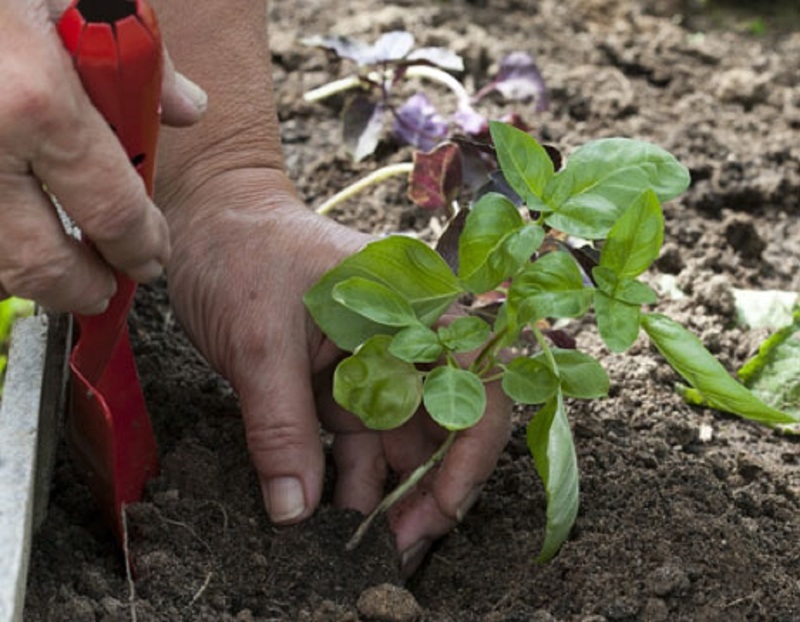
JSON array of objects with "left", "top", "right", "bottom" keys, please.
[
  {"left": 543, "top": 138, "right": 690, "bottom": 239},
  {"left": 641, "top": 313, "right": 799, "bottom": 427},
  {"left": 527, "top": 390, "right": 580, "bottom": 562},
  {"left": 735, "top": 313, "right": 800, "bottom": 432},
  {"left": 423, "top": 366, "right": 486, "bottom": 431},
  {"left": 438, "top": 316, "right": 491, "bottom": 353},
  {"left": 0, "top": 297, "right": 33, "bottom": 344},
  {"left": 305, "top": 236, "right": 463, "bottom": 351},
  {"left": 0, "top": 297, "right": 34, "bottom": 396},
  {"left": 600, "top": 189, "right": 664, "bottom": 278},
  {"left": 593, "top": 267, "right": 657, "bottom": 306},
  {"left": 458, "top": 193, "right": 544, "bottom": 293},
  {"left": 594, "top": 290, "right": 641, "bottom": 352},
  {"left": 333, "top": 336, "right": 423, "bottom": 430},
  {"left": 332, "top": 277, "right": 419, "bottom": 327},
  {"left": 502, "top": 356, "right": 559, "bottom": 404},
  {"left": 551, "top": 349, "right": 609, "bottom": 399},
  {"left": 510, "top": 251, "right": 594, "bottom": 322},
  {"left": 389, "top": 325, "right": 443, "bottom": 363},
  {"left": 490, "top": 120, "right": 555, "bottom": 207}
]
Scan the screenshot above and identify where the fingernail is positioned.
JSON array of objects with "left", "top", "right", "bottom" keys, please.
[
  {"left": 176, "top": 72, "right": 208, "bottom": 114},
  {"left": 456, "top": 485, "right": 484, "bottom": 523},
  {"left": 400, "top": 539, "right": 432, "bottom": 579},
  {"left": 129, "top": 259, "right": 164, "bottom": 284},
  {"left": 262, "top": 477, "right": 306, "bottom": 524}
]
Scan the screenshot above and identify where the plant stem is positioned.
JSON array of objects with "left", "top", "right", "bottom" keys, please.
[
  {"left": 346, "top": 431, "right": 458, "bottom": 551},
  {"left": 403, "top": 65, "right": 471, "bottom": 107},
  {"left": 316, "top": 162, "right": 414, "bottom": 215},
  {"left": 532, "top": 325, "right": 558, "bottom": 373},
  {"left": 304, "top": 75, "right": 367, "bottom": 103},
  {"left": 471, "top": 327, "right": 508, "bottom": 377},
  {"left": 304, "top": 65, "right": 471, "bottom": 108}
]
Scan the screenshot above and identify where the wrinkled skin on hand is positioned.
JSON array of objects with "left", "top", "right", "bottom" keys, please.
[
  {"left": 0, "top": 0, "right": 204, "bottom": 313},
  {"left": 164, "top": 169, "right": 512, "bottom": 575}
]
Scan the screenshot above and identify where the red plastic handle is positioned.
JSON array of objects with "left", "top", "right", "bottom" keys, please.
[
  {"left": 58, "top": 0, "right": 162, "bottom": 194},
  {"left": 58, "top": 0, "right": 162, "bottom": 540}
]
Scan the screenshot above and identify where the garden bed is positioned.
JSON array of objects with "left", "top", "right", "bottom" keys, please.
[{"left": 24, "top": 0, "right": 800, "bottom": 620}]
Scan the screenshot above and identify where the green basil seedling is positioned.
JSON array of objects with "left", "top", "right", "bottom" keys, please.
[{"left": 305, "top": 121, "right": 800, "bottom": 560}]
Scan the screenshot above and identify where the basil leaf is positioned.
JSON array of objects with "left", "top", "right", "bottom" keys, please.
[
  {"left": 593, "top": 267, "right": 657, "bottom": 306},
  {"left": 543, "top": 138, "right": 690, "bottom": 239},
  {"left": 502, "top": 356, "right": 559, "bottom": 404},
  {"left": 594, "top": 290, "right": 641, "bottom": 352},
  {"left": 641, "top": 313, "right": 799, "bottom": 427},
  {"left": 389, "top": 325, "right": 443, "bottom": 363},
  {"left": 510, "top": 251, "right": 594, "bottom": 321},
  {"left": 305, "top": 236, "right": 463, "bottom": 351},
  {"left": 527, "top": 390, "right": 579, "bottom": 562},
  {"left": 423, "top": 366, "right": 486, "bottom": 430},
  {"left": 490, "top": 120, "right": 554, "bottom": 208},
  {"left": 600, "top": 189, "right": 664, "bottom": 278},
  {"left": 333, "top": 336, "right": 422, "bottom": 430},
  {"left": 458, "top": 193, "right": 544, "bottom": 293},
  {"left": 332, "top": 277, "right": 418, "bottom": 327},
  {"left": 438, "top": 316, "right": 491, "bottom": 353},
  {"left": 551, "top": 349, "right": 609, "bottom": 399}
]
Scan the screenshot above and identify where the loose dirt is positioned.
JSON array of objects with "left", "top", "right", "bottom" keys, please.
[{"left": 24, "top": 0, "right": 800, "bottom": 620}]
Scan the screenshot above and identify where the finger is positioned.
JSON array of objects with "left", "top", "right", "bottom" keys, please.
[
  {"left": 316, "top": 371, "right": 389, "bottom": 514},
  {"left": 393, "top": 381, "right": 512, "bottom": 568},
  {"left": 0, "top": 175, "right": 116, "bottom": 314},
  {"left": 20, "top": 50, "right": 170, "bottom": 283},
  {"left": 235, "top": 346, "right": 325, "bottom": 525},
  {"left": 160, "top": 48, "right": 207, "bottom": 127},
  {"left": 383, "top": 414, "right": 444, "bottom": 478},
  {"left": 331, "top": 431, "right": 387, "bottom": 515},
  {"left": 46, "top": 0, "right": 71, "bottom": 20}
]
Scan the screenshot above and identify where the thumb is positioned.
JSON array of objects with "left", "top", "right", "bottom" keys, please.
[
  {"left": 235, "top": 352, "right": 325, "bottom": 525},
  {"left": 160, "top": 47, "right": 207, "bottom": 127}
]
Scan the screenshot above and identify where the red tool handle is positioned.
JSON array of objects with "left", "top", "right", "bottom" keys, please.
[{"left": 57, "top": 0, "right": 162, "bottom": 540}]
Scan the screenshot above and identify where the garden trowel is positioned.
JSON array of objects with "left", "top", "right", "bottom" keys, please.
[{"left": 57, "top": 0, "right": 162, "bottom": 541}]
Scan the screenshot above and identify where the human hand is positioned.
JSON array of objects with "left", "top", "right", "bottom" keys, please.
[
  {"left": 163, "top": 169, "right": 511, "bottom": 576},
  {"left": 0, "top": 0, "right": 206, "bottom": 313}
]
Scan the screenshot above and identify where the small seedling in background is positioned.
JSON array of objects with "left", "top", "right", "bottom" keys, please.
[
  {"left": 304, "top": 32, "right": 548, "bottom": 218},
  {"left": 0, "top": 298, "right": 34, "bottom": 395},
  {"left": 305, "top": 121, "right": 800, "bottom": 560}
]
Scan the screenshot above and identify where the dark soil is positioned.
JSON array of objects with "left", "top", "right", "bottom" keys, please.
[{"left": 24, "top": 0, "right": 800, "bottom": 620}]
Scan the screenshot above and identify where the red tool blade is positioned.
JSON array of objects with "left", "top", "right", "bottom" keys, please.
[{"left": 57, "top": 0, "right": 162, "bottom": 541}]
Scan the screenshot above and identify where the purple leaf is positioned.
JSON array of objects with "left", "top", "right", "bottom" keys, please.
[
  {"left": 544, "top": 329, "right": 577, "bottom": 350},
  {"left": 435, "top": 209, "right": 469, "bottom": 274},
  {"left": 343, "top": 95, "right": 385, "bottom": 161},
  {"left": 406, "top": 47, "right": 465, "bottom": 72},
  {"left": 477, "top": 170, "right": 525, "bottom": 207},
  {"left": 369, "top": 31, "right": 415, "bottom": 64},
  {"left": 453, "top": 103, "right": 488, "bottom": 136},
  {"left": 302, "top": 31, "right": 415, "bottom": 66},
  {"left": 458, "top": 142, "right": 492, "bottom": 192},
  {"left": 475, "top": 51, "right": 549, "bottom": 112},
  {"left": 408, "top": 142, "right": 463, "bottom": 211},
  {"left": 301, "top": 35, "right": 373, "bottom": 65},
  {"left": 392, "top": 92, "right": 449, "bottom": 151}
]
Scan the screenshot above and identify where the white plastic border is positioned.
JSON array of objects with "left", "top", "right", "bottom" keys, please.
[{"left": 0, "top": 316, "right": 48, "bottom": 622}]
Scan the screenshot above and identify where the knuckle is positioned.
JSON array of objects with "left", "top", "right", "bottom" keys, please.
[
  {"left": 81, "top": 183, "right": 151, "bottom": 244},
  {"left": 245, "top": 419, "right": 308, "bottom": 461},
  {"left": 1, "top": 75, "right": 59, "bottom": 134}
]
